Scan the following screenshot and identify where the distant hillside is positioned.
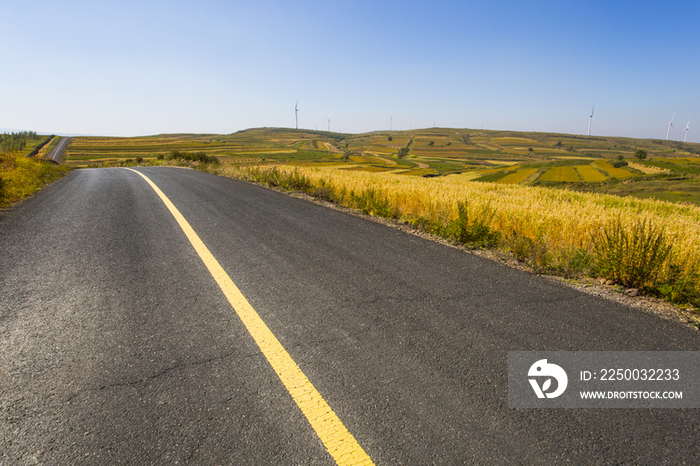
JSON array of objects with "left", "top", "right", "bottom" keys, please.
[{"left": 64, "top": 127, "right": 700, "bottom": 205}]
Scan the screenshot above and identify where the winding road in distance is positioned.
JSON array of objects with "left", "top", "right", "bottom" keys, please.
[
  {"left": 1, "top": 167, "right": 699, "bottom": 465},
  {"left": 46, "top": 136, "right": 71, "bottom": 162}
]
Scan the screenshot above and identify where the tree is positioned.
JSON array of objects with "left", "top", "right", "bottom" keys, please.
[
  {"left": 634, "top": 149, "right": 648, "bottom": 161},
  {"left": 396, "top": 138, "right": 414, "bottom": 159}
]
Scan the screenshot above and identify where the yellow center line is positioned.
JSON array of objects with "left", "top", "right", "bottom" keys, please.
[{"left": 125, "top": 168, "right": 374, "bottom": 466}]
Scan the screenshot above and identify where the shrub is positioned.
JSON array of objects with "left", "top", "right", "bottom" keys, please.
[
  {"left": 552, "top": 246, "right": 596, "bottom": 278},
  {"left": 396, "top": 138, "right": 414, "bottom": 159},
  {"left": 312, "top": 178, "right": 334, "bottom": 201},
  {"left": 351, "top": 186, "right": 397, "bottom": 218},
  {"left": 592, "top": 217, "right": 672, "bottom": 288},
  {"left": 446, "top": 201, "right": 501, "bottom": 248}
]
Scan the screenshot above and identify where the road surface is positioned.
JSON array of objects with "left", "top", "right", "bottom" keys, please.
[
  {"left": 46, "top": 137, "right": 71, "bottom": 163},
  {"left": 1, "top": 167, "right": 699, "bottom": 464}
]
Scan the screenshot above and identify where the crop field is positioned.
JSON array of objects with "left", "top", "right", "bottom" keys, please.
[
  {"left": 496, "top": 168, "right": 538, "bottom": 184},
  {"left": 627, "top": 162, "right": 669, "bottom": 174},
  {"left": 539, "top": 166, "right": 581, "bottom": 182},
  {"left": 576, "top": 165, "right": 609, "bottom": 182},
  {"left": 593, "top": 160, "right": 634, "bottom": 178}
]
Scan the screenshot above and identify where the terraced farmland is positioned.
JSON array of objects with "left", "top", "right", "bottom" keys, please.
[
  {"left": 61, "top": 126, "right": 700, "bottom": 205},
  {"left": 594, "top": 160, "right": 634, "bottom": 178},
  {"left": 497, "top": 168, "right": 538, "bottom": 184},
  {"left": 539, "top": 166, "right": 581, "bottom": 182},
  {"left": 576, "top": 165, "right": 609, "bottom": 182}
]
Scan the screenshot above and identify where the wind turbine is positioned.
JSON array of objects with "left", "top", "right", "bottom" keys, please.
[
  {"left": 327, "top": 112, "right": 332, "bottom": 132},
  {"left": 587, "top": 105, "right": 594, "bottom": 136},
  {"left": 666, "top": 113, "right": 675, "bottom": 140},
  {"left": 388, "top": 117, "right": 393, "bottom": 131},
  {"left": 683, "top": 119, "right": 690, "bottom": 142},
  {"left": 295, "top": 100, "right": 299, "bottom": 129}
]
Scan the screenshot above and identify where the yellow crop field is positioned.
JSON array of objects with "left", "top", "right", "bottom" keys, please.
[
  {"left": 576, "top": 165, "right": 608, "bottom": 182},
  {"left": 497, "top": 168, "right": 537, "bottom": 184},
  {"left": 539, "top": 166, "right": 581, "bottom": 182},
  {"left": 492, "top": 137, "right": 541, "bottom": 145},
  {"left": 594, "top": 160, "right": 634, "bottom": 179}
]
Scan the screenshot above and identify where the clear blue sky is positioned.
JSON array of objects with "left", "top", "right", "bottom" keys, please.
[{"left": 2, "top": 0, "right": 699, "bottom": 141}]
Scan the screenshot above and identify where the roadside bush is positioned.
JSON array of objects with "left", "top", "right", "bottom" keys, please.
[
  {"left": 351, "top": 186, "right": 397, "bottom": 218},
  {"left": 446, "top": 201, "right": 500, "bottom": 248},
  {"left": 506, "top": 229, "right": 535, "bottom": 262},
  {"left": 312, "top": 178, "right": 334, "bottom": 201},
  {"left": 551, "top": 246, "right": 596, "bottom": 279},
  {"left": 592, "top": 216, "right": 671, "bottom": 289}
]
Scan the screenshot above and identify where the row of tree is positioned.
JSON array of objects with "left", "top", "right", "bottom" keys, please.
[{"left": 0, "top": 131, "right": 40, "bottom": 153}]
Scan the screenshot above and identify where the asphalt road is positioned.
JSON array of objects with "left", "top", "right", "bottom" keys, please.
[
  {"left": 1, "top": 167, "right": 699, "bottom": 465},
  {"left": 46, "top": 137, "right": 71, "bottom": 163}
]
